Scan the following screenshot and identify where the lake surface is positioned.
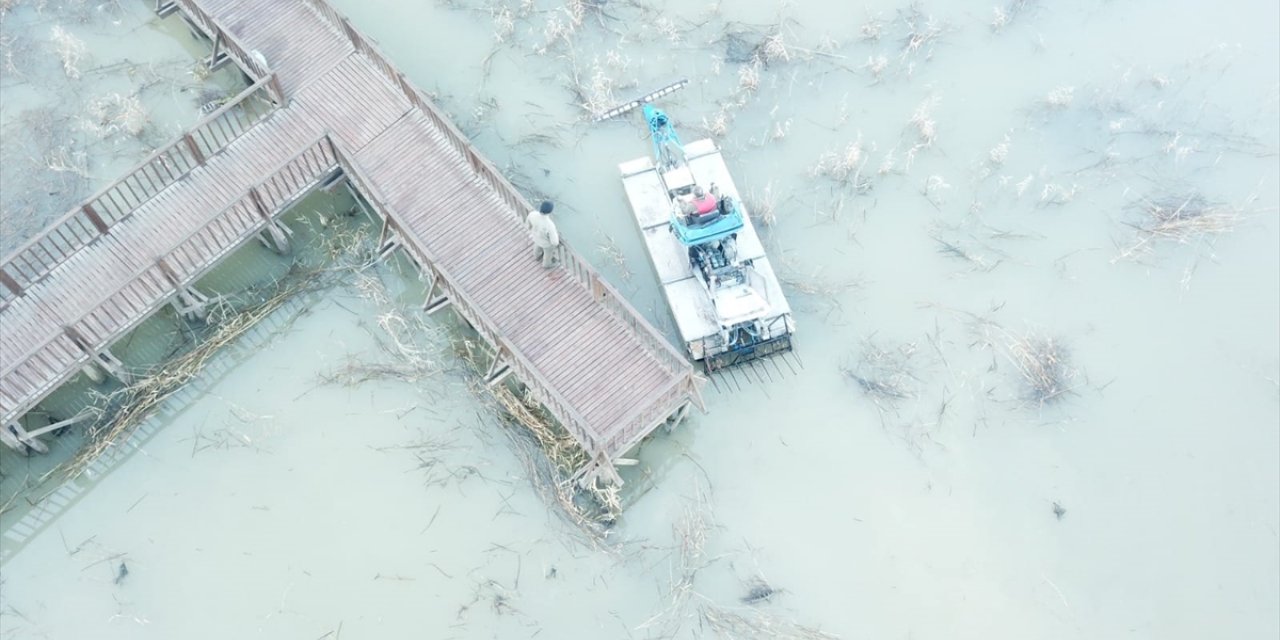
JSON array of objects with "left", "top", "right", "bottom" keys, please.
[{"left": 1, "top": 0, "right": 1277, "bottom": 638}]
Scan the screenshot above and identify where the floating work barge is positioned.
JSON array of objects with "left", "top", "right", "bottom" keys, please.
[{"left": 620, "top": 137, "right": 795, "bottom": 372}]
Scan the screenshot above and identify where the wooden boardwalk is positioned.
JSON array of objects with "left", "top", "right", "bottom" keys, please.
[{"left": 0, "top": 0, "right": 700, "bottom": 482}]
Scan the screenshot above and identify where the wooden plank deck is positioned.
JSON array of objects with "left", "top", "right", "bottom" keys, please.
[{"left": 0, "top": 0, "right": 699, "bottom": 480}]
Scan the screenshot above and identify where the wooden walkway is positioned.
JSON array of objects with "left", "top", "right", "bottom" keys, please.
[{"left": 0, "top": 0, "right": 700, "bottom": 483}]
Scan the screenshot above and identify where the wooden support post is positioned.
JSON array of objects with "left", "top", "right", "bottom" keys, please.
[
  {"left": 320, "top": 168, "right": 346, "bottom": 192},
  {"left": 665, "top": 402, "right": 692, "bottom": 433},
  {"left": 22, "top": 411, "right": 94, "bottom": 440},
  {"left": 208, "top": 31, "right": 226, "bottom": 70},
  {"left": 376, "top": 222, "right": 401, "bottom": 262},
  {"left": 376, "top": 214, "right": 392, "bottom": 248},
  {"left": 249, "top": 188, "right": 290, "bottom": 254},
  {"left": 64, "top": 326, "right": 132, "bottom": 385},
  {"left": 156, "top": 258, "right": 209, "bottom": 321},
  {"left": 81, "top": 362, "right": 106, "bottom": 384},
  {"left": 345, "top": 183, "right": 376, "bottom": 225},
  {"left": 2, "top": 422, "right": 49, "bottom": 455},
  {"left": 82, "top": 204, "right": 109, "bottom": 235},
  {"left": 154, "top": 0, "right": 177, "bottom": 18},
  {"left": 422, "top": 272, "right": 450, "bottom": 314},
  {"left": 483, "top": 347, "right": 511, "bottom": 387}
]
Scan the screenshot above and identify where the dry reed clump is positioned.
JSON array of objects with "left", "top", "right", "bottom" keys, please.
[
  {"left": 742, "top": 181, "right": 777, "bottom": 227},
  {"left": 987, "top": 133, "right": 1011, "bottom": 166},
  {"left": 1115, "top": 193, "right": 1241, "bottom": 261},
  {"left": 83, "top": 92, "right": 148, "bottom": 138},
  {"left": 860, "top": 13, "right": 885, "bottom": 41},
  {"left": 759, "top": 31, "right": 792, "bottom": 64},
  {"left": 701, "top": 108, "right": 731, "bottom": 139},
  {"left": 863, "top": 54, "right": 889, "bottom": 82},
  {"left": 1004, "top": 333, "right": 1076, "bottom": 404},
  {"left": 898, "top": 3, "right": 943, "bottom": 60},
  {"left": 964, "top": 313, "right": 1080, "bottom": 406},
  {"left": 991, "top": 0, "right": 1036, "bottom": 32},
  {"left": 698, "top": 604, "right": 839, "bottom": 640},
  {"left": 841, "top": 339, "right": 921, "bottom": 408},
  {"left": 1043, "top": 85, "right": 1075, "bottom": 109},
  {"left": 49, "top": 24, "right": 87, "bottom": 78},
  {"left": 921, "top": 174, "right": 951, "bottom": 206},
  {"left": 811, "top": 134, "right": 872, "bottom": 191},
  {"left": 490, "top": 5, "right": 515, "bottom": 43},
  {"left": 536, "top": 0, "right": 587, "bottom": 54},
  {"left": 565, "top": 51, "right": 633, "bottom": 120},
  {"left": 909, "top": 95, "right": 939, "bottom": 146},
  {"left": 738, "top": 61, "right": 761, "bottom": 93}
]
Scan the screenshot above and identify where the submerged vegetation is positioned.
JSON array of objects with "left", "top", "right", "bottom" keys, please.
[{"left": 0, "top": 0, "right": 247, "bottom": 254}]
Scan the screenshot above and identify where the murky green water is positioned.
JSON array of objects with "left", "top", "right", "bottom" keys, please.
[{"left": 1, "top": 0, "right": 1277, "bottom": 638}]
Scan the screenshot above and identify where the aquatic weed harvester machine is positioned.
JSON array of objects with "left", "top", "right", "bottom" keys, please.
[{"left": 597, "top": 81, "right": 795, "bottom": 373}]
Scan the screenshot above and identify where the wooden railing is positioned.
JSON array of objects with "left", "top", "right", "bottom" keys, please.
[
  {"left": 304, "top": 0, "right": 695, "bottom": 406},
  {"left": 331, "top": 140, "right": 608, "bottom": 456},
  {"left": 1, "top": 135, "right": 339, "bottom": 425},
  {"left": 0, "top": 77, "right": 278, "bottom": 305},
  {"left": 171, "top": 0, "right": 284, "bottom": 104},
  {"left": 164, "top": 134, "right": 337, "bottom": 283}
]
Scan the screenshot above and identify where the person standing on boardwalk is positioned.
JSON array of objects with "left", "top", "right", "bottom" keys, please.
[{"left": 526, "top": 200, "right": 560, "bottom": 268}]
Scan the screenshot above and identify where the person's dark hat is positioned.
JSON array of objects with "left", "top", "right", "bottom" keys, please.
[{"left": 539, "top": 201, "right": 554, "bottom": 214}]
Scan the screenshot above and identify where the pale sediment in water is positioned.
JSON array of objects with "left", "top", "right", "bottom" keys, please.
[{"left": 1, "top": 0, "right": 1278, "bottom": 638}]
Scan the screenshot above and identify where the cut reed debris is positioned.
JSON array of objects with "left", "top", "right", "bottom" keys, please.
[
  {"left": 1116, "top": 193, "right": 1241, "bottom": 261},
  {"left": 1004, "top": 332, "right": 1075, "bottom": 405}
]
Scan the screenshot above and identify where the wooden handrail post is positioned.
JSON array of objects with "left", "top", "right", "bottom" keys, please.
[
  {"left": 0, "top": 267, "right": 23, "bottom": 296},
  {"left": 208, "top": 30, "right": 222, "bottom": 68},
  {"left": 62, "top": 325, "right": 91, "bottom": 352},
  {"left": 268, "top": 73, "right": 286, "bottom": 106},
  {"left": 589, "top": 274, "right": 604, "bottom": 301},
  {"left": 183, "top": 133, "right": 206, "bottom": 165},
  {"left": 155, "top": 257, "right": 182, "bottom": 287},
  {"left": 81, "top": 204, "right": 109, "bottom": 235}
]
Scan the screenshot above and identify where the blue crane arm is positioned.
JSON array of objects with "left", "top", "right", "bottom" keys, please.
[{"left": 643, "top": 103, "right": 685, "bottom": 168}]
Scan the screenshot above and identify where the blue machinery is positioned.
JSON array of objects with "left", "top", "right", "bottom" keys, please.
[{"left": 605, "top": 81, "right": 794, "bottom": 371}]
